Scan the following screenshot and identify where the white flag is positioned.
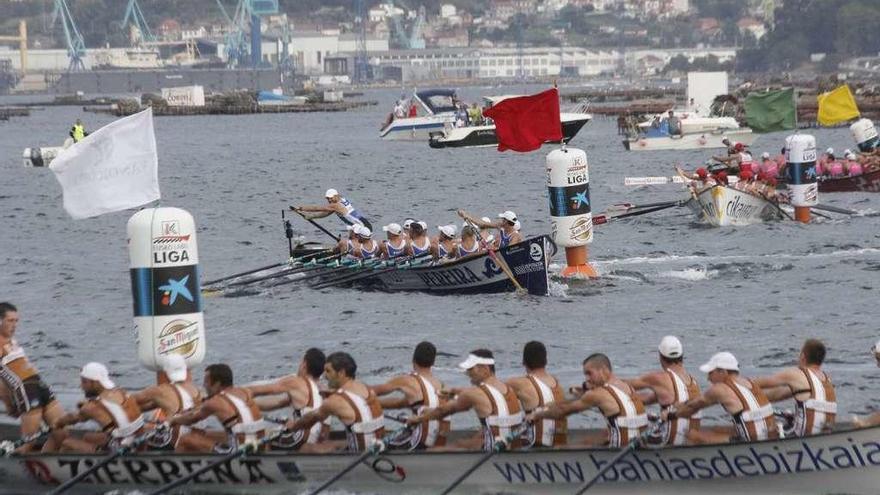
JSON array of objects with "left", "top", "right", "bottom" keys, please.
[{"left": 50, "top": 108, "right": 160, "bottom": 219}]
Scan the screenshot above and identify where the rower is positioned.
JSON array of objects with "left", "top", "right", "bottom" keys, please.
[
  {"left": 352, "top": 225, "right": 379, "bottom": 260},
  {"left": 373, "top": 341, "right": 450, "bottom": 450},
  {"left": 42, "top": 362, "right": 146, "bottom": 453},
  {"left": 479, "top": 216, "right": 496, "bottom": 245},
  {"left": 285, "top": 352, "right": 385, "bottom": 453},
  {"left": 624, "top": 336, "right": 701, "bottom": 446},
  {"left": 505, "top": 341, "right": 567, "bottom": 448},
  {"left": 406, "top": 221, "right": 432, "bottom": 257},
  {"left": 854, "top": 341, "right": 880, "bottom": 428},
  {"left": 529, "top": 353, "right": 648, "bottom": 447},
  {"left": 247, "top": 348, "right": 329, "bottom": 450},
  {"left": 291, "top": 189, "right": 373, "bottom": 231},
  {"left": 334, "top": 225, "right": 360, "bottom": 256},
  {"left": 457, "top": 209, "right": 523, "bottom": 248},
  {"left": 432, "top": 224, "right": 457, "bottom": 260},
  {"left": 0, "top": 302, "right": 64, "bottom": 450},
  {"left": 844, "top": 150, "right": 863, "bottom": 176},
  {"left": 380, "top": 223, "right": 409, "bottom": 259},
  {"left": 132, "top": 354, "right": 203, "bottom": 450},
  {"left": 402, "top": 218, "right": 417, "bottom": 240},
  {"left": 752, "top": 339, "right": 836, "bottom": 437},
  {"left": 760, "top": 152, "right": 779, "bottom": 178},
  {"left": 454, "top": 225, "right": 482, "bottom": 258},
  {"left": 406, "top": 349, "right": 525, "bottom": 451},
  {"left": 665, "top": 352, "right": 777, "bottom": 444},
  {"left": 170, "top": 363, "right": 270, "bottom": 453}
]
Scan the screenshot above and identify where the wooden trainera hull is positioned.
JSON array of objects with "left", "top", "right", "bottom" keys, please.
[
  {"left": 818, "top": 168, "right": 880, "bottom": 193},
  {"left": 623, "top": 129, "right": 756, "bottom": 152},
  {"left": 4, "top": 425, "right": 879, "bottom": 494},
  {"left": 367, "top": 235, "right": 551, "bottom": 296},
  {"left": 686, "top": 184, "right": 782, "bottom": 227}
]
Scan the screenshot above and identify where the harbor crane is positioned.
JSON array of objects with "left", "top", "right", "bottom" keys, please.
[
  {"left": 122, "top": 0, "right": 156, "bottom": 45},
  {"left": 51, "top": 0, "right": 86, "bottom": 71}
]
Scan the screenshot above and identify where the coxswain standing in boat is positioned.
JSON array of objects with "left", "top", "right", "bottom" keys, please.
[
  {"left": 372, "top": 341, "right": 450, "bottom": 450},
  {"left": 380, "top": 223, "right": 409, "bottom": 259},
  {"left": 433, "top": 225, "right": 457, "bottom": 260},
  {"left": 132, "top": 354, "right": 203, "bottom": 451},
  {"left": 169, "top": 363, "right": 270, "bottom": 453},
  {"left": 505, "top": 341, "right": 567, "bottom": 448},
  {"left": 407, "top": 349, "right": 525, "bottom": 451},
  {"left": 664, "top": 352, "right": 777, "bottom": 444},
  {"left": 457, "top": 209, "right": 523, "bottom": 249},
  {"left": 752, "top": 339, "right": 836, "bottom": 437},
  {"left": 285, "top": 352, "right": 385, "bottom": 453},
  {"left": 0, "top": 302, "right": 64, "bottom": 450},
  {"left": 246, "top": 348, "right": 329, "bottom": 450},
  {"left": 42, "top": 362, "right": 146, "bottom": 453},
  {"left": 624, "top": 336, "right": 701, "bottom": 446},
  {"left": 406, "top": 221, "right": 432, "bottom": 257},
  {"left": 529, "top": 353, "right": 648, "bottom": 447},
  {"left": 292, "top": 189, "right": 373, "bottom": 232},
  {"left": 853, "top": 341, "right": 880, "bottom": 428}
]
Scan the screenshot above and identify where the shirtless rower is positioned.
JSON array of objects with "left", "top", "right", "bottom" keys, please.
[
  {"left": 0, "top": 302, "right": 63, "bottom": 449},
  {"left": 132, "top": 354, "right": 202, "bottom": 450},
  {"left": 852, "top": 341, "right": 880, "bottom": 428},
  {"left": 380, "top": 223, "right": 409, "bottom": 259},
  {"left": 42, "top": 362, "right": 146, "bottom": 453},
  {"left": 433, "top": 225, "right": 457, "bottom": 260},
  {"left": 286, "top": 352, "right": 384, "bottom": 453},
  {"left": 624, "top": 336, "right": 701, "bottom": 446},
  {"left": 665, "top": 352, "right": 777, "bottom": 444},
  {"left": 292, "top": 188, "right": 373, "bottom": 231},
  {"left": 406, "top": 349, "right": 525, "bottom": 452},
  {"left": 246, "top": 348, "right": 329, "bottom": 450},
  {"left": 170, "top": 363, "right": 270, "bottom": 453},
  {"left": 506, "top": 341, "right": 567, "bottom": 448},
  {"left": 372, "top": 341, "right": 450, "bottom": 450},
  {"left": 457, "top": 209, "right": 523, "bottom": 248},
  {"left": 529, "top": 353, "right": 648, "bottom": 447},
  {"left": 406, "top": 221, "right": 432, "bottom": 257}
]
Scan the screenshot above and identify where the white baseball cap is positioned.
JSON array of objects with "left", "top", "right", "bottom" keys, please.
[
  {"left": 480, "top": 216, "right": 492, "bottom": 224},
  {"left": 458, "top": 353, "right": 495, "bottom": 370},
  {"left": 873, "top": 340, "right": 880, "bottom": 353},
  {"left": 513, "top": 220, "right": 521, "bottom": 231},
  {"left": 825, "top": 147, "right": 834, "bottom": 155},
  {"left": 498, "top": 211, "right": 517, "bottom": 223},
  {"left": 324, "top": 188, "right": 339, "bottom": 198},
  {"left": 81, "top": 362, "right": 116, "bottom": 389},
  {"left": 699, "top": 352, "right": 739, "bottom": 373},
  {"left": 658, "top": 336, "right": 683, "bottom": 359},
  {"left": 356, "top": 225, "right": 372, "bottom": 238},
  {"left": 382, "top": 223, "right": 403, "bottom": 235},
  {"left": 761, "top": 152, "right": 770, "bottom": 159},
  {"left": 402, "top": 219, "right": 415, "bottom": 229},
  {"left": 438, "top": 224, "right": 456, "bottom": 238},
  {"left": 161, "top": 354, "right": 188, "bottom": 383}
]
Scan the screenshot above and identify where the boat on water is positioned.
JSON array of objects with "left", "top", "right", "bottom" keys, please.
[
  {"left": 623, "top": 115, "right": 756, "bottom": 152},
  {"left": 379, "top": 89, "right": 459, "bottom": 141},
  {"left": 21, "top": 138, "right": 74, "bottom": 168},
  {"left": 818, "top": 168, "right": 880, "bottom": 193},
  {"left": 4, "top": 424, "right": 878, "bottom": 494},
  {"left": 428, "top": 96, "right": 592, "bottom": 149},
  {"left": 686, "top": 183, "right": 782, "bottom": 227}
]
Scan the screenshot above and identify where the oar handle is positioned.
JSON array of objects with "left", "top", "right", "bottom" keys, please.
[{"left": 290, "top": 207, "right": 341, "bottom": 242}]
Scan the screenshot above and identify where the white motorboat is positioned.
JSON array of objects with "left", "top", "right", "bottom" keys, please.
[
  {"left": 22, "top": 138, "right": 74, "bottom": 167},
  {"left": 379, "top": 89, "right": 458, "bottom": 141},
  {"left": 624, "top": 115, "right": 757, "bottom": 151}
]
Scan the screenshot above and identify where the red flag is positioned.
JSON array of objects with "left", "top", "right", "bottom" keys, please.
[{"left": 482, "top": 88, "right": 563, "bottom": 152}]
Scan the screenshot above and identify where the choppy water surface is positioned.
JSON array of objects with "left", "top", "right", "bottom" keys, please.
[{"left": 1, "top": 86, "right": 879, "bottom": 441}]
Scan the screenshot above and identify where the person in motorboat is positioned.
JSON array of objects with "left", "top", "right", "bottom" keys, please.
[
  {"left": 406, "top": 221, "right": 432, "bottom": 257},
  {"left": 843, "top": 150, "right": 863, "bottom": 176},
  {"left": 372, "top": 341, "right": 450, "bottom": 450},
  {"left": 664, "top": 352, "right": 777, "bottom": 444},
  {"left": 285, "top": 352, "right": 385, "bottom": 453},
  {"left": 406, "top": 349, "right": 525, "bottom": 451},
  {"left": 42, "top": 362, "right": 146, "bottom": 453},
  {"left": 351, "top": 225, "right": 379, "bottom": 260},
  {"left": 456, "top": 209, "right": 523, "bottom": 248},
  {"left": 292, "top": 189, "right": 373, "bottom": 232},
  {"left": 752, "top": 339, "right": 836, "bottom": 437},
  {"left": 379, "top": 223, "right": 409, "bottom": 259},
  {"left": 169, "top": 363, "right": 270, "bottom": 453},
  {"left": 666, "top": 110, "right": 682, "bottom": 136},
  {"left": 132, "top": 354, "right": 203, "bottom": 451},
  {"left": 468, "top": 103, "right": 483, "bottom": 126},
  {"left": 432, "top": 224, "right": 457, "bottom": 260},
  {"left": 529, "top": 353, "right": 648, "bottom": 447},
  {"left": 69, "top": 118, "right": 88, "bottom": 143},
  {"left": 624, "top": 336, "right": 702, "bottom": 446},
  {"left": 0, "top": 302, "right": 64, "bottom": 451},
  {"left": 246, "top": 348, "right": 329, "bottom": 451},
  {"left": 505, "top": 341, "right": 568, "bottom": 448},
  {"left": 853, "top": 341, "right": 880, "bottom": 428}
]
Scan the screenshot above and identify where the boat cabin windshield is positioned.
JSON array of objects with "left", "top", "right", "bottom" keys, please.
[{"left": 416, "top": 89, "right": 458, "bottom": 115}]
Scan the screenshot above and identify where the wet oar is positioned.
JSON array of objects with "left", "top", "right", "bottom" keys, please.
[
  {"left": 594, "top": 201, "right": 684, "bottom": 225},
  {"left": 307, "top": 257, "right": 393, "bottom": 289},
  {"left": 814, "top": 203, "right": 858, "bottom": 215},
  {"left": 604, "top": 200, "right": 681, "bottom": 215},
  {"left": 573, "top": 423, "right": 660, "bottom": 494},
  {"left": 201, "top": 262, "right": 288, "bottom": 287},
  {"left": 290, "top": 207, "right": 340, "bottom": 242},
  {"left": 225, "top": 254, "right": 344, "bottom": 287},
  {"left": 306, "top": 442, "right": 386, "bottom": 495},
  {"left": 0, "top": 426, "right": 51, "bottom": 456},
  {"left": 439, "top": 424, "right": 528, "bottom": 495},
  {"left": 268, "top": 258, "right": 371, "bottom": 288},
  {"left": 311, "top": 254, "right": 432, "bottom": 290},
  {"left": 465, "top": 219, "right": 525, "bottom": 294}
]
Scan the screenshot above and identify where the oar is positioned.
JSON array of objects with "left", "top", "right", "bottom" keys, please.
[
  {"left": 814, "top": 203, "right": 858, "bottom": 215},
  {"left": 203, "top": 252, "right": 339, "bottom": 292},
  {"left": 310, "top": 253, "right": 433, "bottom": 290},
  {"left": 306, "top": 441, "right": 386, "bottom": 495},
  {"left": 439, "top": 423, "right": 529, "bottom": 495},
  {"left": 46, "top": 427, "right": 162, "bottom": 495},
  {"left": 593, "top": 201, "right": 684, "bottom": 225},
  {"left": 464, "top": 219, "right": 525, "bottom": 294},
  {"left": 307, "top": 259, "right": 391, "bottom": 289},
  {"left": 290, "top": 207, "right": 341, "bottom": 242},
  {"left": 268, "top": 258, "right": 374, "bottom": 288},
  {"left": 201, "top": 262, "right": 288, "bottom": 287},
  {"left": 146, "top": 430, "right": 282, "bottom": 495},
  {"left": 572, "top": 423, "right": 661, "bottom": 494},
  {"left": 604, "top": 200, "right": 681, "bottom": 215},
  {"left": 225, "top": 254, "right": 344, "bottom": 287},
  {"left": 0, "top": 426, "right": 51, "bottom": 456}
]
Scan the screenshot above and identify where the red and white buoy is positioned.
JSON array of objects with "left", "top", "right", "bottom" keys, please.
[
  {"left": 785, "top": 134, "right": 818, "bottom": 224},
  {"left": 546, "top": 147, "right": 597, "bottom": 278}
]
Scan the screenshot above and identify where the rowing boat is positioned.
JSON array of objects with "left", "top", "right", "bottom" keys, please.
[
  {"left": 4, "top": 424, "right": 878, "bottom": 494},
  {"left": 685, "top": 184, "right": 783, "bottom": 227},
  {"left": 817, "top": 168, "right": 880, "bottom": 193}
]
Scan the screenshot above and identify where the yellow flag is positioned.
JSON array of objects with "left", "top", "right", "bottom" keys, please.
[{"left": 817, "top": 85, "right": 860, "bottom": 126}]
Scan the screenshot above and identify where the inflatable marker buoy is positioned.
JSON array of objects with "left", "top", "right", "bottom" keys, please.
[
  {"left": 127, "top": 207, "right": 206, "bottom": 371},
  {"left": 546, "top": 147, "right": 597, "bottom": 278},
  {"left": 785, "top": 134, "right": 818, "bottom": 223},
  {"left": 851, "top": 119, "right": 879, "bottom": 153}
]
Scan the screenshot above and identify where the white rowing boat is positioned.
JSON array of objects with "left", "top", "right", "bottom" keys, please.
[
  {"left": 623, "top": 128, "right": 757, "bottom": 152},
  {"left": 686, "top": 184, "right": 782, "bottom": 227},
  {"left": 3, "top": 425, "right": 878, "bottom": 494}
]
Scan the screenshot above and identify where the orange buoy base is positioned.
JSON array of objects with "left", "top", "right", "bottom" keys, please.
[
  {"left": 560, "top": 246, "right": 598, "bottom": 279},
  {"left": 795, "top": 206, "right": 811, "bottom": 224}
]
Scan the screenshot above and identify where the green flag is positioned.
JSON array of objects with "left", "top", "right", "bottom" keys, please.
[{"left": 744, "top": 88, "right": 797, "bottom": 133}]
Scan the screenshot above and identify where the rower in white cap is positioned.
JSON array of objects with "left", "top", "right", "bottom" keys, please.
[
  {"left": 291, "top": 189, "right": 373, "bottom": 231},
  {"left": 42, "top": 362, "right": 146, "bottom": 453},
  {"left": 406, "top": 221, "right": 432, "bottom": 257},
  {"left": 351, "top": 225, "right": 378, "bottom": 260},
  {"left": 664, "top": 352, "right": 777, "bottom": 444},
  {"left": 853, "top": 341, "right": 880, "bottom": 428},
  {"left": 432, "top": 224, "right": 457, "bottom": 260},
  {"left": 456, "top": 209, "right": 523, "bottom": 249},
  {"left": 624, "top": 336, "right": 701, "bottom": 446},
  {"left": 334, "top": 225, "right": 360, "bottom": 256},
  {"left": 407, "top": 349, "right": 525, "bottom": 452},
  {"left": 380, "top": 223, "right": 409, "bottom": 259},
  {"left": 132, "top": 354, "right": 203, "bottom": 450}
]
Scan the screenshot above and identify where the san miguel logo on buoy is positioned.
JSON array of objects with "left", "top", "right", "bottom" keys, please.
[
  {"left": 157, "top": 319, "right": 200, "bottom": 358},
  {"left": 568, "top": 217, "right": 592, "bottom": 243}
]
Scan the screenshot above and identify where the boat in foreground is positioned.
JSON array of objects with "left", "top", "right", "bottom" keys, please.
[
  {"left": 686, "top": 184, "right": 782, "bottom": 227},
  {"left": 4, "top": 424, "right": 879, "bottom": 494}
]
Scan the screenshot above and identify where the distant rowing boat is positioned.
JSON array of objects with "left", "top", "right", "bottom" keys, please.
[
  {"left": 818, "top": 168, "right": 880, "bottom": 193},
  {"left": 686, "top": 184, "right": 783, "bottom": 227}
]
